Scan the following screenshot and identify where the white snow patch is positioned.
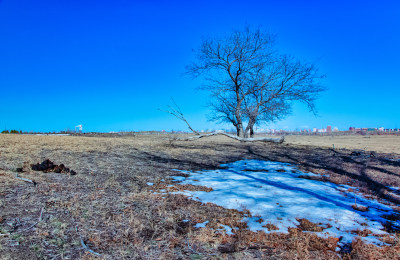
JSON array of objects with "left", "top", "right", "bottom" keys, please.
[
  {"left": 388, "top": 186, "right": 400, "bottom": 193},
  {"left": 169, "top": 176, "right": 186, "bottom": 182},
  {"left": 217, "top": 224, "right": 234, "bottom": 235},
  {"left": 194, "top": 220, "right": 209, "bottom": 228},
  {"left": 170, "top": 160, "right": 398, "bottom": 247},
  {"left": 34, "top": 134, "right": 71, "bottom": 136}
]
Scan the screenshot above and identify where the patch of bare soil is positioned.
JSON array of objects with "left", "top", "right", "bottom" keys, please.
[
  {"left": 0, "top": 134, "right": 399, "bottom": 259},
  {"left": 296, "top": 218, "right": 330, "bottom": 232}
]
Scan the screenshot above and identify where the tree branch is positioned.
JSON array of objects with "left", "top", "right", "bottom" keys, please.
[
  {"left": 75, "top": 226, "right": 102, "bottom": 257},
  {"left": 179, "top": 131, "right": 284, "bottom": 143},
  {"left": 159, "top": 98, "right": 200, "bottom": 135},
  {"left": 15, "top": 173, "right": 36, "bottom": 185}
]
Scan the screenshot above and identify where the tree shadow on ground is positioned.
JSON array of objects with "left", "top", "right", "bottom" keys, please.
[{"left": 246, "top": 146, "right": 400, "bottom": 206}]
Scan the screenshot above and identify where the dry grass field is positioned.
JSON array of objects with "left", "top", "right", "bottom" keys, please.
[
  {"left": 0, "top": 133, "right": 399, "bottom": 259},
  {"left": 283, "top": 135, "right": 400, "bottom": 154}
]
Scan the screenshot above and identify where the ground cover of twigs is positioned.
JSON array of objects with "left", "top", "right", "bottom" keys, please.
[{"left": 0, "top": 133, "right": 399, "bottom": 259}]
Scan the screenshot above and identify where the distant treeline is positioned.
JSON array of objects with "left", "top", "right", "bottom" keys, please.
[{"left": 1, "top": 130, "right": 21, "bottom": 134}]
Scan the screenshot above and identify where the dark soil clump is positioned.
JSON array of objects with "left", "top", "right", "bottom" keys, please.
[{"left": 30, "top": 159, "right": 77, "bottom": 175}]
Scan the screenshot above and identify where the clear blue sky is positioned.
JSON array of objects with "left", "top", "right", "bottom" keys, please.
[{"left": 0, "top": 0, "right": 399, "bottom": 132}]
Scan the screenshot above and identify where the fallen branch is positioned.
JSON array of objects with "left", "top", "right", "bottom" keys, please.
[
  {"left": 179, "top": 132, "right": 284, "bottom": 143},
  {"left": 159, "top": 99, "right": 283, "bottom": 143},
  {"left": 15, "top": 173, "right": 36, "bottom": 185},
  {"left": 159, "top": 98, "right": 200, "bottom": 135},
  {"left": 80, "top": 238, "right": 102, "bottom": 257},
  {"left": 75, "top": 226, "right": 102, "bottom": 257}
]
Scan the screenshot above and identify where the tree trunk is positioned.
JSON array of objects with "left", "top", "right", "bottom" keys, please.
[
  {"left": 244, "top": 104, "right": 259, "bottom": 138},
  {"left": 234, "top": 85, "right": 245, "bottom": 138},
  {"left": 235, "top": 106, "right": 244, "bottom": 138},
  {"left": 244, "top": 127, "right": 250, "bottom": 138},
  {"left": 244, "top": 118, "right": 256, "bottom": 138},
  {"left": 237, "top": 124, "right": 244, "bottom": 137}
]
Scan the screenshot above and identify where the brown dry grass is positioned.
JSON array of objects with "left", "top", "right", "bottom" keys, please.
[
  {"left": 0, "top": 133, "right": 399, "bottom": 259},
  {"left": 283, "top": 135, "right": 400, "bottom": 154}
]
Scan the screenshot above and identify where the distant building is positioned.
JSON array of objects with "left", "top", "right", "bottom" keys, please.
[
  {"left": 333, "top": 127, "right": 339, "bottom": 132},
  {"left": 327, "top": 125, "right": 332, "bottom": 133},
  {"left": 75, "top": 125, "right": 83, "bottom": 133}
]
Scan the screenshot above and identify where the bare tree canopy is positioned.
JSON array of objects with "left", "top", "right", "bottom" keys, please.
[{"left": 186, "top": 27, "right": 325, "bottom": 137}]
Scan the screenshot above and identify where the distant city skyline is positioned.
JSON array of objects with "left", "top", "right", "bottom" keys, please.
[{"left": 1, "top": 1, "right": 399, "bottom": 132}]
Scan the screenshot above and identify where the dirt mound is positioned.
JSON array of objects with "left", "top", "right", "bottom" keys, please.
[{"left": 30, "top": 159, "right": 77, "bottom": 175}]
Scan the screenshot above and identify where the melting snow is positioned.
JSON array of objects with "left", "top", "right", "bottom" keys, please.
[
  {"left": 170, "top": 160, "right": 399, "bottom": 247},
  {"left": 388, "top": 186, "right": 400, "bottom": 194},
  {"left": 34, "top": 133, "right": 71, "bottom": 136},
  {"left": 194, "top": 220, "right": 209, "bottom": 228},
  {"left": 170, "top": 176, "right": 186, "bottom": 182},
  {"left": 217, "top": 224, "right": 235, "bottom": 235}
]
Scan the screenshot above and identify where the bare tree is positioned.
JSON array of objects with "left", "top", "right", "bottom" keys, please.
[
  {"left": 186, "top": 27, "right": 275, "bottom": 137},
  {"left": 187, "top": 27, "right": 325, "bottom": 138}
]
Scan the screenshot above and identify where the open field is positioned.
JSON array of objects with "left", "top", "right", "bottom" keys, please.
[
  {"left": 283, "top": 135, "right": 400, "bottom": 154},
  {"left": 0, "top": 134, "right": 400, "bottom": 259}
]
